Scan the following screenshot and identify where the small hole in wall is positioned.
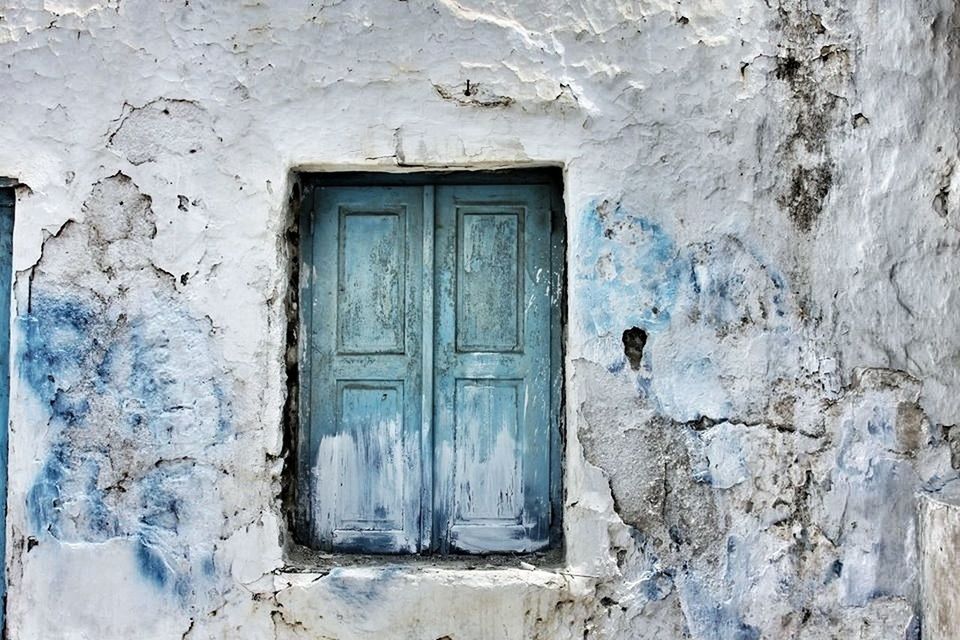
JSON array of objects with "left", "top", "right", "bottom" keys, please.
[{"left": 622, "top": 327, "right": 647, "bottom": 370}]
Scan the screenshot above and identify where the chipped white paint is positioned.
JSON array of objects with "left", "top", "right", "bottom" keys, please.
[{"left": 0, "top": 0, "right": 957, "bottom": 638}]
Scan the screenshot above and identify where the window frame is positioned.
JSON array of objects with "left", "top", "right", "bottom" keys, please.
[
  {"left": 289, "top": 168, "right": 566, "bottom": 556},
  {"left": 0, "top": 181, "right": 14, "bottom": 623}
]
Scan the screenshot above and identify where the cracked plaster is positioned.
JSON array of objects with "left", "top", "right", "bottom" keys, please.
[{"left": 0, "top": 0, "right": 959, "bottom": 638}]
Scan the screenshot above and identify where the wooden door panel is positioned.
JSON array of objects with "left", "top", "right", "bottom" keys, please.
[
  {"left": 434, "top": 185, "right": 553, "bottom": 553},
  {"left": 305, "top": 186, "right": 423, "bottom": 553}
]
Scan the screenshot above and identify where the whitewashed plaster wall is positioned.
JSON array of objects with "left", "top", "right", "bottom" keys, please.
[{"left": 0, "top": 0, "right": 958, "bottom": 638}]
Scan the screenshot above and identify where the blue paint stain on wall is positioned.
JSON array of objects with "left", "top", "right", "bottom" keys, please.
[
  {"left": 324, "top": 566, "right": 403, "bottom": 610},
  {"left": 687, "top": 236, "right": 793, "bottom": 333},
  {"left": 677, "top": 570, "right": 761, "bottom": 640},
  {"left": 21, "top": 293, "right": 232, "bottom": 603},
  {"left": 136, "top": 535, "right": 173, "bottom": 588},
  {"left": 639, "top": 571, "right": 674, "bottom": 602},
  {"left": 20, "top": 297, "right": 98, "bottom": 403},
  {"left": 576, "top": 202, "right": 796, "bottom": 410},
  {"left": 576, "top": 200, "right": 684, "bottom": 337}
]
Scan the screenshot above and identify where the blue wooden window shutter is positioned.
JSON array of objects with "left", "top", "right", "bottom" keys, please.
[{"left": 299, "top": 176, "right": 561, "bottom": 554}]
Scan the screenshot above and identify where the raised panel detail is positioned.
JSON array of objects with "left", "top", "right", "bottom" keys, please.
[
  {"left": 454, "top": 379, "right": 522, "bottom": 524},
  {"left": 456, "top": 210, "right": 523, "bottom": 352},
  {"left": 337, "top": 211, "right": 405, "bottom": 354},
  {"left": 335, "top": 381, "right": 405, "bottom": 531}
]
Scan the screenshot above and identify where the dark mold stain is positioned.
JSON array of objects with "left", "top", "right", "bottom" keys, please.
[
  {"left": 774, "top": 55, "right": 802, "bottom": 81},
  {"left": 770, "top": 7, "right": 849, "bottom": 233},
  {"left": 779, "top": 163, "right": 834, "bottom": 233}
]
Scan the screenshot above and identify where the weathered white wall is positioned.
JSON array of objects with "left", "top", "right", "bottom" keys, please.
[{"left": 0, "top": 0, "right": 958, "bottom": 638}]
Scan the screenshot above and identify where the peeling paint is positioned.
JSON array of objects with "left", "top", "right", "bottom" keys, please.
[{"left": 1, "top": 0, "right": 959, "bottom": 638}]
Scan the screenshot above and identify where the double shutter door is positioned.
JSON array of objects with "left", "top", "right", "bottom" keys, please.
[{"left": 302, "top": 183, "right": 556, "bottom": 553}]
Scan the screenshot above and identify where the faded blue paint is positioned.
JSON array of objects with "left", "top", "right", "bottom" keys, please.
[
  {"left": 639, "top": 571, "right": 674, "bottom": 601},
  {"left": 307, "top": 186, "right": 425, "bottom": 553},
  {"left": 20, "top": 297, "right": 98, "bottom": 402},
  {"left": 136, "top": 535, "right": 173, "bottom": 588},
  {"left": 866, "top": 405, "right": 894, "bottom": 441},
  {"left": 606, "top": 357, "right": 627, "bottom": 374},
  {"left": 324, "top": 566, "right": 403, "bottom": 607},
  {"left": 827, "top": 401, "right": 920, "bottom": 607},
  {"left": 434, "top": 184, "right": 555, "bottom": 553},
  {"left": 576, "top": 200, "right": 683, "bottom": 337},
  {"left": 832, "top": 457, "right": 918, "bottom": 606},
  {"left": 687, "top": 236, "right": 793, "bottom": 332},
  {"left": 21, "top": 293, "right": 232, "bottom": 603},
  {"left": 576, "top": 204, "right": 796, "bottom": 412},
  {"left": 201, "top": 553, "right": 217, "bottom": 576},
  {"left": 676, "top": 570, "right": 761, "bottom": 640}
]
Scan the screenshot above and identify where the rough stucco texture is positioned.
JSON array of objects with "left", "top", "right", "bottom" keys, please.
[{"left": 0, "top": 0, "right": 958, "bottom": 638}]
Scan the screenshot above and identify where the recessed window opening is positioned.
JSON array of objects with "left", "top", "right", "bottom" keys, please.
[
  {"left": 0, "top": 184, "right": 14, "bottom": 618},
  {"left": 290, "top": 169, "right": 565, "bottom": 555}
]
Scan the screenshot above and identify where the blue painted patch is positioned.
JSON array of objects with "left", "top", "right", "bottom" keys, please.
[
  {"left": 26, "top": 442, "right": 68, "bottom": 538},
  {"left": 324, "top": 566, "right": 403, "bottom": 607},
  {"left": 139, "top": 467, "right": 186, "bottom": 532},
  {"left": 201, "top": 554, "right": 216, "bottom": 577},
  {"left": 639, "top": 572, "right": 674, "bottom": 601},
  {"left": 677, "top": 570, "right": 761, "bottom": 640},
  {"left": 136, "top": 535, "right": 172, "bottom": 588},
  {"left": 20, "top": 297, "right": 99, "bottom": 402},
  {"left": 687, "top": 236, "right": 792, "bottom": 333},
  {"left": 866, "top": 406, "right": 892, "bottom": 441},
  {"left": 576, "top": 200, "right": 684, "bottom": 337},
  {"left": 835, "top": 457, "right": 917, "bottom": 606},
  {"left": 21, "top": 293, "right": 232, "bottom": 604},
  {"left": 607, "top": 357, "right": 626, "bottom": 374},
  {"left": 27, "top": 440, "right": 116, "bottom": 541},
  {"left": 49, "top": 391, "right": 90, "bottom": 427}
]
